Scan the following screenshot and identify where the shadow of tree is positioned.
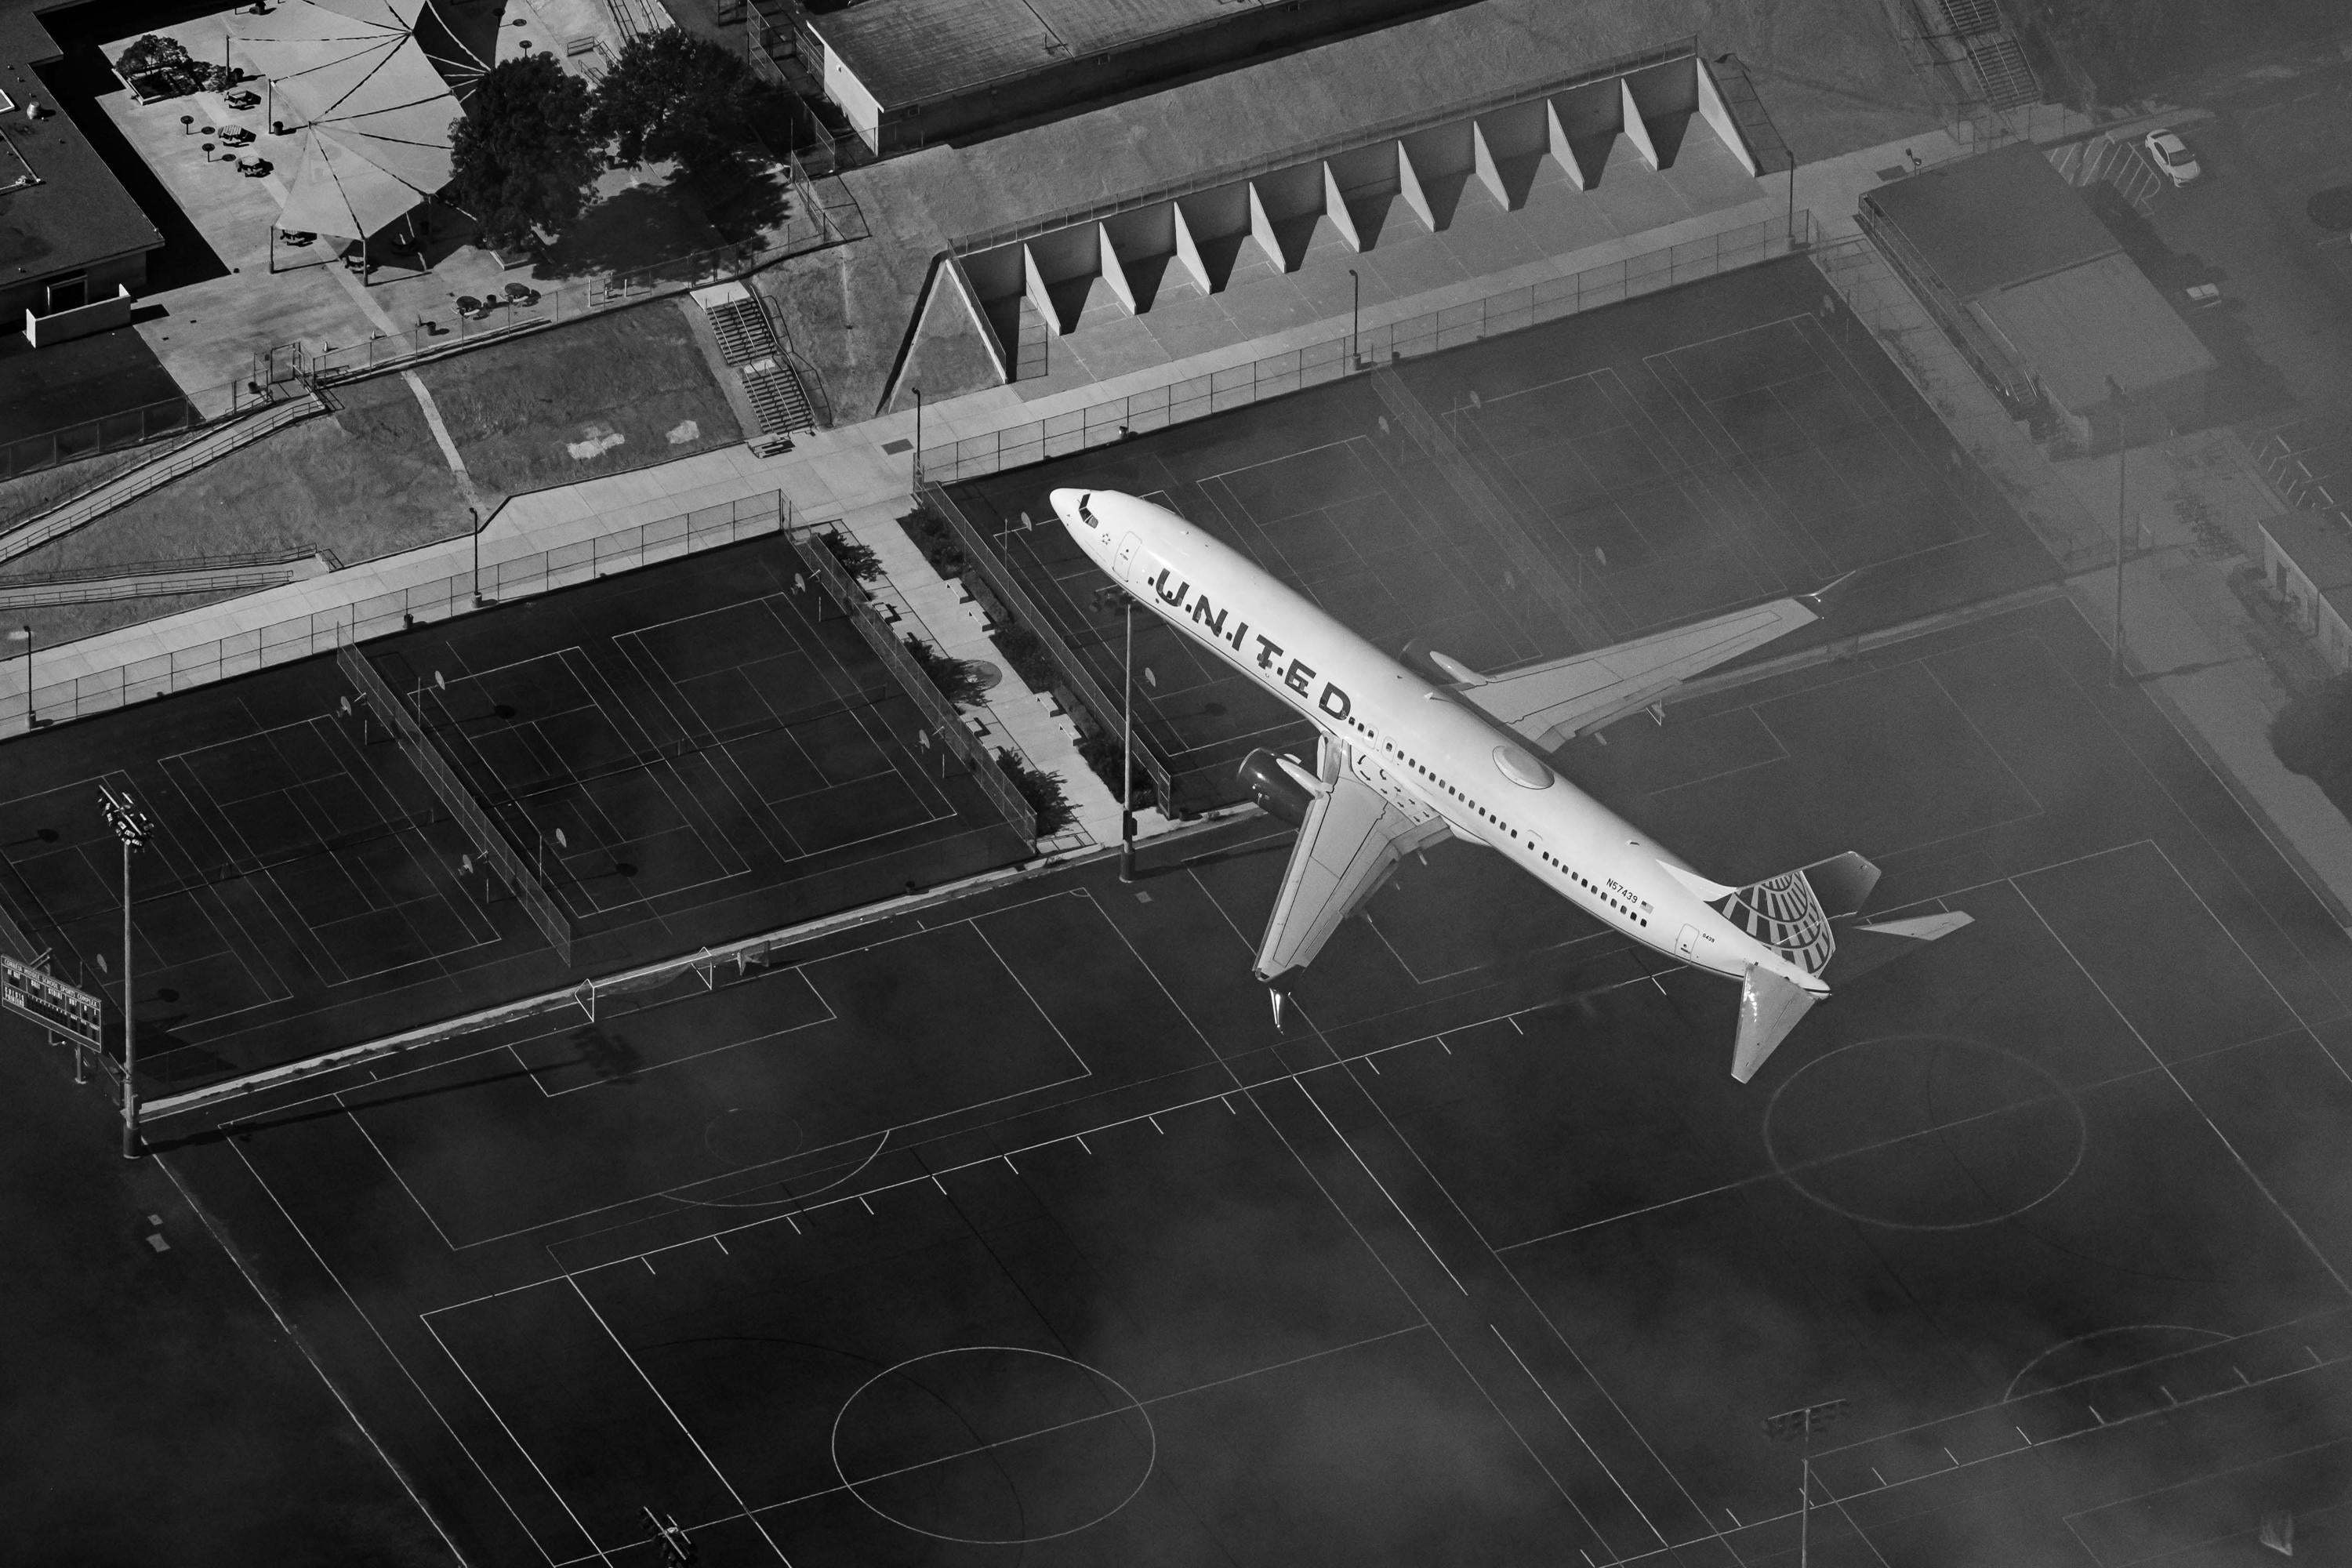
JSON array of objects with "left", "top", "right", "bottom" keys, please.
[
  {"left": 571, "top": 1024, "right": 643, "bottom": 1084},
  {"left": 535, "top": 157, "right": 790, "bottom": 285}
]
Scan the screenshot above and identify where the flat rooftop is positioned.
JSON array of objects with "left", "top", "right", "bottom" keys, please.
[
  {"left": 811, "top": 0, "right": 1363, "bottom": 111},
  {"left": 1864, "top": 140, "right": 2118, "bottom": 298},
  {"left": 1973, "top": 252, "right": 2216, "bottom": 408},
  {"left": 0, "top": 2, "right": 163, "bottom": 277}
]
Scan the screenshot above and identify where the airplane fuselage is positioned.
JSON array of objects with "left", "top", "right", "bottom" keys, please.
[{"left": 1051, "top": 489, "right": 1824, "bottom": 994}]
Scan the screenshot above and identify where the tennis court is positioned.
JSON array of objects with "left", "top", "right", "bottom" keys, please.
[
  {"left": 947, "top": 254, "right": 2058, "bottom": 809},
  {"left": 0, "top": 532, "right": 1029, "bottom": 1092}
]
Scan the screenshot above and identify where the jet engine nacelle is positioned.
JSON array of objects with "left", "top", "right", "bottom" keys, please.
[{"left": 1237, "top": 748, "right": 1318, "bottom": 827}]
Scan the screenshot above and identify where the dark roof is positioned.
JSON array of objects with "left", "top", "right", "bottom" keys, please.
[
  {"left": 812, "top": 0, "right": 1294, "bottom": 111},
  {"left": 1864, "top": 140, "right": 2116, "bottom": 299},
  {"left": 1971, "top": 253, "right": 2214, "bottom": 411},
  {"left": 0, "top": 2, "right": 164, "bottom": 278},
  {"left": 2264, "top": 513, "right": 2352, "bottom": 590}
]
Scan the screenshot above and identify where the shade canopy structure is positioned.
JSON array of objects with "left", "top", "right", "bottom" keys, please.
[
  {"left": 230, "top": 0, "right": 486, "bottom": 111},
  {"left": 274, "top": 122, "right": 450, "bottom": 241},
  {"left": 229, "top": 0, "right": 481, "bottom": 242}
]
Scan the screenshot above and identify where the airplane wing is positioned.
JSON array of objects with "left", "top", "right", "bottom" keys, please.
[
  {"left": 1255, "top": 742, "right": 1451, "bottom": 990},
  {"left": 1446, "top": 598, "right": 1817, "bottom": 751}
]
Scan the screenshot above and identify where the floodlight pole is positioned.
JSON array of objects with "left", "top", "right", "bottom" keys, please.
[
  {"left": 1120, "top": 596, "right": 1135, "bottom": 883},
  {"left": 121, "top": 832, "right": 134, "bottom": 1159},
  {"left": 101, "top": 789, "right": 154, "bottom": 1161},
  {"left": 470, "top": 506, "right": 485, "bottom": 606}
]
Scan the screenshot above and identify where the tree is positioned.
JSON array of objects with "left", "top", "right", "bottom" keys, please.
[
  {"left": 2272, "top": 674, "right": 2352, "bottom": 792},
  {"left": 116, "top": 34, "right": 191, "bottom": 77},
  {"left": 590, "top": 26, "right": 758, "bottom": 172},
  {"left": 448, "top": 56, "right": 601, "bottom": 249},
  {"left": 2025, "top": 0, "right": 2190, "bottom": 101}
]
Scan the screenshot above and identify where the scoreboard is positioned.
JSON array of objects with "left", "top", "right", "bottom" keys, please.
[{"left": 2, "top": 955, "right": 103, "bottom": 1048}]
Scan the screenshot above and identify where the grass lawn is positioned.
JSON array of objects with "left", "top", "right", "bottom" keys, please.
[
  {"left": 0, "top": 373, "right": 473, "bottom": 646},
  {"left": 412, "top": 297, "right": 743, "bottom": 495},
  {"left": 0, "top": 446, "right": 151, "bottom": 531},
  {"left": 2, "top": 297, "right": 745, "bottom": 648}
]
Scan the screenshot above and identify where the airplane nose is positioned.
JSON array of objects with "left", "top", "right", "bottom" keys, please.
[{"left": 1049, "top": 488, "right": 1087, "bottom": 528}]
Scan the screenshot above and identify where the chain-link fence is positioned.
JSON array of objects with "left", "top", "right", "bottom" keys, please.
[
  {"left": 788, "top": 528, "right": 1040, "bottom": 844},
  {"left": 920, "top": 211, "right": 1813, "bottom": 485},
  {"left": 8, "top": 492, "right": 789, "bottom": 738}
]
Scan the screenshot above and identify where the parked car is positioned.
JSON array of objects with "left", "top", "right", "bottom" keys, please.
[
  {"left": 2143, "top": 129, "right": 2201, "bottom": 187},
  {"left": 223, "top": 89, "right": 260, "bottom": 111},
  {"left": 218, "top": 125, "right": 255, "bottom": 147},
  {"left": 236, "top": 155, "right": 271, "bottom": 178}
]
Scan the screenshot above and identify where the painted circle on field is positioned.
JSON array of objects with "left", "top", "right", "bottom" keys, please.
[
  {"left": 701, "top": 1106, "right": 806, "bottom": 1170},
  {"left": 1762, "top": 1035, "right": 2085, "bottom": 1230},
  {"left": 830, "top": 1345, "right": 1155, "bottom": 1544}
]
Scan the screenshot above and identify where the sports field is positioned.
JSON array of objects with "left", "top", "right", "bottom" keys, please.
[
  {"left": 948, "top": 255, "right": 2058, "bottom": 810},
  {"left": 0, "top": 532, "right": 1028, "bottom": 1091},
  {"left": 146, "top": 590, "right": 2352, "bottom": 1565}
]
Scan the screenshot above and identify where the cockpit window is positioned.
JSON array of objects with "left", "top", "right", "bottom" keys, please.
[{"left": 1078, "top": 493, "right": 1097, "bottom": 524}]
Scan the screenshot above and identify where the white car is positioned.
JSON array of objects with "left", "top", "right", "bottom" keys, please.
[{"left": 2143, "top": 129, "right": 2201, "bottom": 187}]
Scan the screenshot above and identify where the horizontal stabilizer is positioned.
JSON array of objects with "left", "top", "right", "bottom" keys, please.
[
  {"left": 1820, "top": 909, "right": 1974, "bottom": 987},
  {"left": 1733, "top": 964, "right": 1817, "bottom": 1083}
]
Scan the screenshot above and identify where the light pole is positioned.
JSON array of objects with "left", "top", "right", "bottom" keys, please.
[
  {"left": 6, "top": 624, "right": 32, "bottom": 729},
  {"left": 2107, "top": 375, "right": 2128, "bottom": 685},
  {"left": 1763, "top": 1398, "right": 1849, "bottom": 1567},
  {"left": 1348, "top": 268, "right": 1360, "bottom": 368},
  {"left": 470, "top": 506, "right": 488, "bottom": 607},
  {"left": 99, "top": 786, "right": 156, "bottom": 1161},
  {"left": 913, "top": 387, "right": 924, "bottom": 491},
  {"left": 1120, "top": 596, "right": 1136, "bottom": 882}
]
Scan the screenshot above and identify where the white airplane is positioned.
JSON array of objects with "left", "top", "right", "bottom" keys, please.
[{"left": 1051, "top": 488, "right": 1972, "bottom": 1081}]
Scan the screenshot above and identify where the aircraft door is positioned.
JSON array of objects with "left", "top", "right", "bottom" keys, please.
[
  {"left": 1114, "top": 533, "right": 1142, "bottom": 584},
  {"left": 1676, "top": 924, "right": 1698, "bottom": 959}
]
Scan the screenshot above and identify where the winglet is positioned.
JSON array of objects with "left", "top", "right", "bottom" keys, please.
[{"left": 1732, "top": 964, "right": 1819, "bottom": 1082}]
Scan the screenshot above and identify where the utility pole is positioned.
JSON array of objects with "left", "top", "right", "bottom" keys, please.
[
  {"left": 1763, "top": 1397, "right": 1850, "bottom": 1567},
  {"left": 99, "top": 786, "right": 157, "bottom": 1161}
]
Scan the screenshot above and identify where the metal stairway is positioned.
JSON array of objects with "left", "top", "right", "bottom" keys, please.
[
  {"left": 691, "top": 284, "right": 817, "bottom": 438},
  {"left": 1967, "top": 32, "right": 2041, "bottom": 109}
]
